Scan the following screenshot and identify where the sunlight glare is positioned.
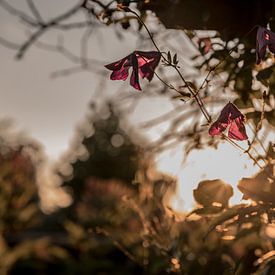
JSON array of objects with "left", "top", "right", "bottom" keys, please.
[{"left": 156, "top": 142, "right": 260, "bottom": 212}]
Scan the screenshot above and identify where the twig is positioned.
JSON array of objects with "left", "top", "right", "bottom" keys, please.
[
  {"left": 127, "top": 8, "right": 212, "bottom": 123},
  {"left": 0, "top": 36, "right": 20, "bottom": 50},
  {"left": 15, "top": 0, "right": 86, "bottom": 59},
  {"left": 26, "top": 0, "right": 44, "bottom": 23},
  {"left": 0, "top": 0, "right": 38, "bottom": 27},
  {"left": 16, "top": 27, "right": 46, "bottom": 59}
]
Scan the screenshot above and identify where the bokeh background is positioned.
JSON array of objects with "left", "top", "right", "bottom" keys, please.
[{"left": 0, "top": 0, "right": 274, "bottom": 274}]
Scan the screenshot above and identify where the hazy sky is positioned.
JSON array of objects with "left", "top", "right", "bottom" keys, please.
[
  {"left": 0, "top": 0, "right": 174, "bottom": 158},
  {"left": 0, "top": 0, "right": 262, "bottom": 211}
]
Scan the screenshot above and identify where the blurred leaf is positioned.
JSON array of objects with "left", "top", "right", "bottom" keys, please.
[
  {"left": 266, "top": 110, "right": 275, "bottom": 127},
  {"left": 235, "top": 225, "right": 261, "bottom": 241},
  {"left": 238, "top": 165, "right": 275, "bottom": 203},
  {"left": 189, "top": 205, "right": 224, "bottom": 216},
  {"left": 18, "top": 204, "right": 38, "bottom": 222},
  {"left": 266, "top": 142, "right": 275, "bottom": 159},
  {"left": 246, "top": 111, "right": 262, "bottom": 126},
  {"left": 193, "top": 179, "right": 233, "bottom": 208},
  {"left": 64, "top": 221, "right": 85, "bottom": 242},
  {"left": 256, "top": 66, "right": 274, "bottom": 86},
  {"left": 234, "top": 98, "right": 253, "bottom": 109},
  {"left": 204, "top": 204, "right": 245, "bottom": 239}
]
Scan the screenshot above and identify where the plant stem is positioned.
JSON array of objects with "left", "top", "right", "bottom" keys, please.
[{"left": 127, "top": 8, "right": 212, "bottom": 123}]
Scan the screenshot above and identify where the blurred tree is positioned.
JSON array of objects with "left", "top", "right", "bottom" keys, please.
[{"left": 27, "top": 103, "right": 175, "bottom": 274}]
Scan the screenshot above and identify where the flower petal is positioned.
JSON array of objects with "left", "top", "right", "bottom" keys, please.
[
  {"left": 136, "top": 51, "right": 161, "bottom": 81},
  {"left": 130, "top": 70, "right": 141, "bottom": 90},
  {"left": 256, "top": 27, "right": 275, "bottom": 64},
  {"left": 226, "top": 102, "right": 244, "bottom": 121},
  {"left": 105, "top": 55, "right": 129, "bottom": 71},
  {"left": 208, "top": 102, "right": 244, "bottom": 137},
  {"left": 266, "top": 29, "right": 275, "bottom": 54},
  {"left": 130, "top": 54, "right": 141, "bottom": 90},
  {"left": 228, "top": 117, "right": 248, "bottom": 140},
  {"left": 209, "top": 120, "right": 229, "bottom": 136},
  {"left": 110, "top": 66, "right": 129, "bottom": 81},
  {"left": 105, "top": 55, "right": 130, "bottom": 80}
]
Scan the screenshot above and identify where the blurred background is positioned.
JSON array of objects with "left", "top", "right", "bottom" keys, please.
[{"left": 0, "top": 0, "right": 274, "bottom": 274}]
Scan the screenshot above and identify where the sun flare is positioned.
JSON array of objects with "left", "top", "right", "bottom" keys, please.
[{"left": 156, "top": 142, "right": 261, "bottom": 212}]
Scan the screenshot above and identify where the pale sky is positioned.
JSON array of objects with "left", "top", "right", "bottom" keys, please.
[{"left": 0, "top": 1, "right": 264, "bottom": 211}]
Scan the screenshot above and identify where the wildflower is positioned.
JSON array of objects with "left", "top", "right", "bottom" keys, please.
[
  {"left": 105, "top": 51, "right": 161, "bottom": 90},
  {"left": 209, "top": 102, "right": 248, "bottom": 140},
  {"left": 256, "top": 26, "right": 275, "bottom": 64}
]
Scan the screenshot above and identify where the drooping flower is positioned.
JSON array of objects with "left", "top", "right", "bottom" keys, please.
[
  {"left": 256, "top": 26, "right": 275, "bottom": 64},
  {"left": 105, "top": 51, "right": 161, "bottom": 91},
  {"left": 209, "top": 102, "right": 248, "bottom": 140}
]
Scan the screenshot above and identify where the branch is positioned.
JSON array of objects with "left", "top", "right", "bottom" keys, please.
[
  {"left": 26, "top": 0, "right": 44, "bottom": 23},
  {"left": 15, "top": 0, "right": 86, "bottom": 59},
  {"left": 0, "top": 0, "right": 38, "bottom": 27},
  {"left": 16, "top": 27, "right": 46, "bottom": 59},
  {"left": 0, "top": 36, "right": 20, "bottom": 50}
]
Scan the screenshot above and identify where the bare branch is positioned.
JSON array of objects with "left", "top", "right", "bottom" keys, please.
[
  {"left": 26, "top": 0, "right": 44, "bottom": 23},
  {"left": 15, "top": 0, "right": 86, "bottom": 59},
  {"left": 139, "top": 105, "right": 184, "bottom": 129},
  {"left": 34, "top": 38, "right": 104, "bottom": 66},
  {"left": 0, "top": 36, "right": 20, "bottom": 50},
  {"left": 0, "top": 0, "right": 38, "bottom": 27},
  {"left": 16, "top": 27, "right": 46, "bottom": 59},
  {"left": 50, "top": 65, "right": 84, "bottom": 78},
  {"left": 54, "top": 21, "right": 96, "bottom": 30},
  {"left": 50, "top": 64, "right": 106, "bottom": 78}
]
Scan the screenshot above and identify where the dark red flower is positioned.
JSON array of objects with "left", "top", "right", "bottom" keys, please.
[
  {"left": 209, "top": 102, "right": 248, "bottom": 141},
  {"left": 105, "top": 51, "right": 161, "bottom": 91},
  {"left": 256, "top": 26, "right": 275, "bottom": 64}
]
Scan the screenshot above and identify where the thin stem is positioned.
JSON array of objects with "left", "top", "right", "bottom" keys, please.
[
  {"left": 127, "top": 8, "right": 212, "bottom": 123},
  {"left": 222, "top": 134, "right": 264, "bottom": 169},
  {"left": 196, "top": 24, "right": 259, "bottom": 96},
  {"left": 127, "top": 9, "right": 161, "bottom": 53}
]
